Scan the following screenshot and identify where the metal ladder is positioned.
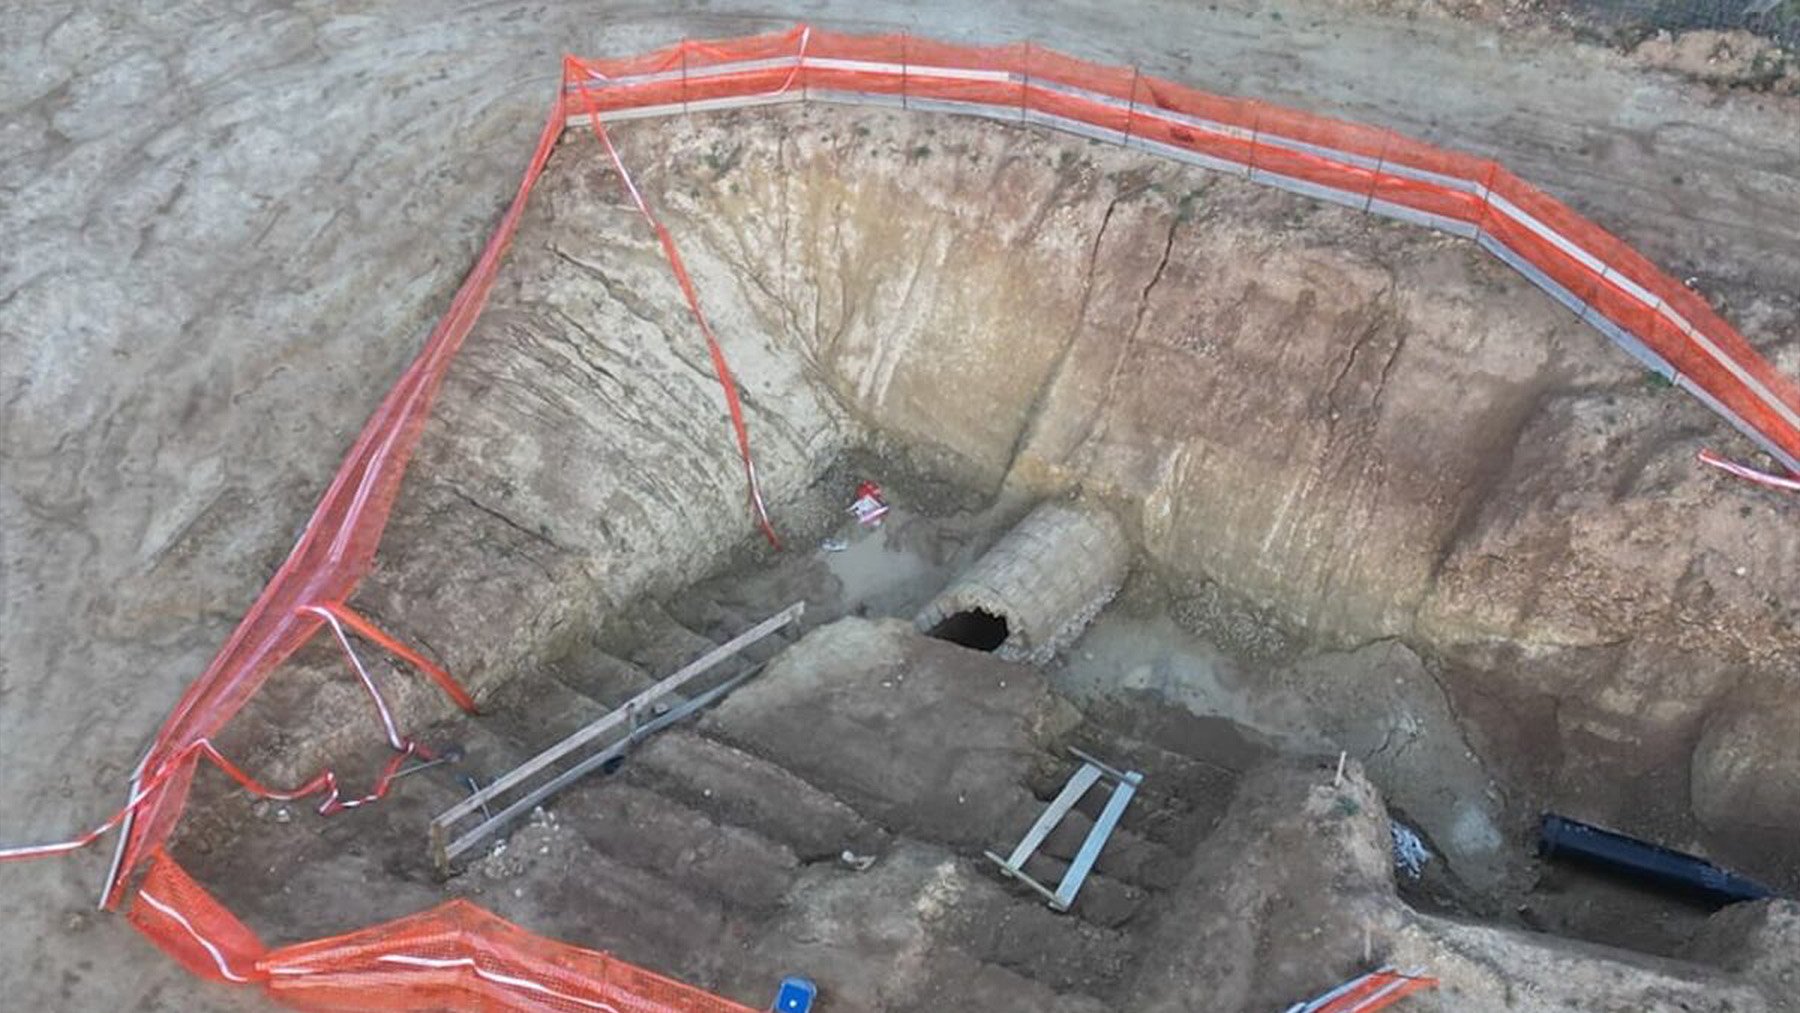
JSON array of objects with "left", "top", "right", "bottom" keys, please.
[
  {"left": 984, "top": 747, "right": 1142, "bottom": 912},
  {"left": 429, "top": 602, "right": 804, "bottom": 870}
]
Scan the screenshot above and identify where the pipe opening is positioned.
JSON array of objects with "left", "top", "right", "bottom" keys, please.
[{"left": 926, "top": 609, "right": 1011, "bottom": 652}]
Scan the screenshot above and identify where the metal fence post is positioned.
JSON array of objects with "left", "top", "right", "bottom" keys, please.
[
  {"left": 1476, "top": 159, "right": 1499, "bottom": 241},
  {"left": 1124, "top": 66, "right": 1139, "bottom": 147},
  {"left": 1019, "top": 42, "right": 1031, "bottom": 125},
  {"left": 1248, "top": 106, "right": 1263, "bottom": 178},
  {"left": 901, "top": 32, "right": 910, "bottom": 111},
  {"left": 1361, "top": 129, "right": 1392, "bottom": 215}
]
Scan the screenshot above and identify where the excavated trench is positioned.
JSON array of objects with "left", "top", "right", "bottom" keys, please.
[{"left": 172, "top": 104, "right": 1800, "bottom": 1009}]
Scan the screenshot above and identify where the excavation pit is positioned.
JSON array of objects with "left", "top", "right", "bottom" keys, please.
[{"left": 171, "top": 103, "right": 1800, "bottom": 1010}]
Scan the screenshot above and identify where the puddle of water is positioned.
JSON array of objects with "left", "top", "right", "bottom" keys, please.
[
  {"left": 815, "top": 506, "right": 998, "bottom": 622},
  {"left": 819, "top": 518, "right": 940, "bottom": 617},
  {"left": 1053, "top": 610, "right": 1276, "bottom": 740}
]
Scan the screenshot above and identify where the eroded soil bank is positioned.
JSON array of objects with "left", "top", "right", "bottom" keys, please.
[{"left": 176, "top": 104, "right": 1800, "bottom": 1008}]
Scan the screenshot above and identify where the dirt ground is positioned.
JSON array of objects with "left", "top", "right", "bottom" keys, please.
[
  {"left": 169, "top": 574, "right": 1799, "bottom": 1010},
  {"left": 8, "top": 1, "right": 1800, "bottom": 1010},
  {"left": 161, "top": 529, "right": 1792, "bottom": 1012}
]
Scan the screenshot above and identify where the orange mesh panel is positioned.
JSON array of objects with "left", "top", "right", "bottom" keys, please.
[
  {"left": 1371, "top": 169, "right": 1487, "bottom": 224},
  {"left": 1244, "top": 99, "right": 1381, "bottom": 197},
  {"left": 126, "top": 849, "right": 267, "bottom": 984},
  {"left": 1584, "top": 225, "right": 1673, "bottom": 298},
  {"left": 1254, "top": 101, "right": 1391, "bottom": 163},
  {"left": 1659, "top": 289, "right": 1800, "bottom": 459},
  {"left": 1026, "top": 80, "right": 1132, "bottom": 135},
  {"left": 804, "top": 28, "right": 906, "bottom": 65},
  {"left": 800, "top": 30, "right": 909, "bottom": 98},
  {"left": 565, "top": 39, "right": 687, "bottom": 113},
  {"left": 899, "top": 37, "right": 1027, "bottom": 108},
  {"left": 1664, "top": 285, "right": 1800, "bottom": 409},
  {"left": 1491, "top": 166, "right": 1605, "bottom": 245},
  {"left": 1578, "top": 223, "right": 1682, "bottom": 361},
  {"left": 678, "top": 29, "right": 809, "bottom": 106},
  {"left": 1587, "top": 265, "right": 1664, "bottom": 343},
  {"left": 261, "top": 900, "right": 757, "bottom": 1013},
  {"left": 683, "top": 26, "right": 808, "bottom": 69},
  {"left": 682, "top": 71, "right": 798, "bottom": 106},
  {"left": 1650, "top": 311, "right": 1771, "bottom": 439},
  {"left": 1380, "top": 129, "right": 1493, "bottom": 186},
  {"left": 1021, "top": 47, "right": 1137, "bottom": 135},
  {"left": 1024, "top": 46, "right": 1137, "bottom": 104},
  {"left": 1650, "top": 310, "right": 1714, "bottom": 386},
  {"left": 1131, "top": 75, "right": 1257, "bottom": 166},
  {"left": 571, "top": 78, "right": 687, "bottom": 113},
  {"left": 1641, "top": 306, "right": 1800, "bottom": 467},
  {"left": 1371, "top": 133, "right": 1490, "bottom": 224},
  {"left": 1483, "top": 168, "right": 1604, "bottom": 304},
  {"left": 576, "top": 41, "right": 686, "bottom": 81}
]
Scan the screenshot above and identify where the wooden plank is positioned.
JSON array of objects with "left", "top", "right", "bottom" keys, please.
[{"left": 430, "top": 602, "right": 803, "bottom": 832}]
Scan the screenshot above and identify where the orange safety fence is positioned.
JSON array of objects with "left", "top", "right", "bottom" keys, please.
[
  {"left": 1287, "top": 966, "right": 1438, "bottom": 1012},
  {"left": 5, "top": 22, "right": 1798, "bottom": 1012},
  {"left": 573, "top": 24, "right": 1800, "bottom": 470},
  {"left": 126, "top": 846, "right": 755, "bottom": 1012}
]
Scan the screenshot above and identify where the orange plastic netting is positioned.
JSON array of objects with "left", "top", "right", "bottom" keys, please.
[
  {"left": 260, "top": 901, "right": 756, "bottom": 1013},
  {"left": 126, "top": 847, "right": 755, "bottom": 1012},
  {"left": 8, "top": 23, "right": 1799, "bottom": 1012}
]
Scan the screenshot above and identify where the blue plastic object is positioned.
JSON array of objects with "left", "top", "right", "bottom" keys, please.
[
  {"left": 1538, "top": 814, "right": 1777, "bottom": 905},
  {"left": 772, "top": 975, "right": 817, "bottom": 1013}
]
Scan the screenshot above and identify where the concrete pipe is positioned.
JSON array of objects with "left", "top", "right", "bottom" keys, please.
[{"left": 916, "top": 501, "right": 1129, "bottom": 664}]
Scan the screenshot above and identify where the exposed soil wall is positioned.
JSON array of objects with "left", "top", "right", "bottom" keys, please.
[
  {"left": 635, "top": 105, "right": 1800, "bottom": 874},
  {"left": 231, "top": 102, "right": 1800, "bottom": 858},
  {"left": 171, "top": 104, "right": 1800, "bottom": 1003}
]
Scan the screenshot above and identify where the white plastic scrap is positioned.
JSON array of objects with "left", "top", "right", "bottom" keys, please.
[{"left": 1390, "top": 820, "right": 1431, "bottom": 880}]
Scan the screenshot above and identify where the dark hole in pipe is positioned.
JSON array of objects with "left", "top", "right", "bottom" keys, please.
[{"left": 927, "top": 609, "right": 1010, "bottom": 652}]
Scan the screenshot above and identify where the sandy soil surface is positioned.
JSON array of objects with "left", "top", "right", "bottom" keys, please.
[{"left": 6, "top": 2, "right": 1800, "bottom": 1010}]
